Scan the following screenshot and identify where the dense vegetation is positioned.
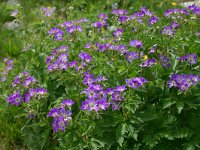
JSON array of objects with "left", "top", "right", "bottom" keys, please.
[{"left": 0, "top": 0, "right": 200, "bottom": 149}]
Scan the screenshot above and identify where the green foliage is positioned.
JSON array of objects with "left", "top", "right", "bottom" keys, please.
[{"left": 0, "top": 0, "right": 200, "bottom": 150}]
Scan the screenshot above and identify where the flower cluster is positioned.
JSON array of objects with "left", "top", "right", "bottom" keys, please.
[
  {"left": 95, "top": 42, "right": 128, "bottom": 54},
  {"left": 92, "top": 20, "right": 107, "bottom": 29},
  {"left": 80, "top": 73, "right": 109, "bottom": 111},
  {"left": 167, "top": 74, "right": 200, "bottom": 91},
  {"left": 59, "top": 19, "right": 87, "bottom": 33},
  {"left": 48, "top": 18, "right": 87, "bottom": 40},
  {"left": 66, "top": 25, "right": 82, "bottom": 33},
  {"left": 179, "top": 53, "right": 197, "bottom": 64},
  {"left": 1, "top": 58, "right": 14, "bottom": 82},
  {"left": 48, "top": 28, "right": 64, "bottom": 41},
  {"left": 48, "top": 99, "right": 74, "bottom": 132},
  {"left": 7, "top": 71, "right": 47, "bottom": 106},
  {"left": 24, "top": 88, "right": 47, "bottom": 102},
  {"left": 126, "top": 77, "right": 148, "bottom": 89},
  {"left": 164, "top": 8, "right": 189, "bottom": 18},
  {"left": 46, "top": 46, "right": 69, "bottom": 71},
  {"left": 188, "top": 4, "right": 200, "bottom": 15},
  {"left": 110, "top": 7, "right": 158, "bottom": 26},
  {"left": 161, "top": 22, "right": 180, "bottom": 36},
  {"left": 46, "top": 46, "right": 92, "bottom": 72},
  {"left": 80, "top": 72, "right": 128, "bottom": 111},
  {"left": 161, "top": 25, "right": 175, "bottom": 36},
  {"left": 12, "top": 71, "right": 37, "bottom": 88}
]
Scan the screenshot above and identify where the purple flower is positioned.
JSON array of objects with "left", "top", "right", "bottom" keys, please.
[
  {"left": 111, "top": 102, "right": 121, "bottom": 111},
  {"left": 164, "top": 8, "right": 189, "bottom": 17},
  {"left": 49, "top": 100, "right": 74, "bottom": 132},
  {"left": 98, "top": 13, "right": 108, "bottom": 20},
  {"left": 96, "top": 98, "right": 110, "bottom": 110},
  {"left": 179, "top": 53, "right": 197, "bottom": 64},
  {"left": 126, "top": 77, "right": 148, "bottom": 89},
  {"left": 85, "top": 43, "right": 92, "bottom": 48},
  {"left": 148, "top": 45, "right": 156, "bottom": 54},
  {"left": 119, "top": 15, "right": 129, "bottom": 23},
  {"left": 167, "top": 79, "right": 177, "bottom": 88},
  {"left": 48, "top": 108, "right": 59, "bottom": 118},
  {"left": 159, "top": 55, "right": 171, "bottom": 69},
  {"left": 186, "top": 53, "right": 197, "bottom": 64},
  {"left": 91, "top": 21, "right": 106, "bottom": 28},
  {"left": 178, "top": 81, "right": 191, "bottom": 91},
  {"left": 56, "top": 116, "right": 67, "bottom": 132},
  {"left": 36, "top": 88, "right": 47, "bottom": 95},
  {"left": 11, "top": 10, "right": 18, "bottom": 17},
  {"left": 111, "top": 91, "right": 123, "bottom": 101},
  {"left": 83, "top": 74, "right": 96, "bottom": 85},
  {"left": 95, "top": 42, "right": 113, "bottom": 52},
  {"left": 148, "top": 16, "right": 159, "bottom": 26},
  {"left": 167, "top": 74, "right": 200, "bottom": 91},
  {"left": 79, "top": 52, "right": 92, "bottom": 63},
  {"left": 48, "top": 28, "right": 60, "bottom": 35},
  {"left": 170, "top": 22, "right": 180, "bottom": 29},
  {"left": 66, "top": 26, "right": 82, "bottom": 33},
  {"left": 12, "top": 76, "right": 21, "bottom": 87},
  {"left": 161, "top": 26, "right": 175, "bottom": 36},
  {"left": 6, "top": 91, "right": 23, "bottom": 106},
  {"left": 59, "top": 21, "right": 74, "bottom": 28},
  {"left": 60, "top": 99, "right": 74, "bottom": 108},
  {"left": 126, "top": 52, "right": 139, "bottom": 62},
  {"left": 140, "top": 6, "right": 154, "bottom": 16},
  {"left": 24, "top": 88, "right": 47, "bottom": 102},
  {"left": 23, "top": 76, "right": 37, "bottom": 87},
  {"left": 113, "top": 44, "right": 128, "bottom": 54},
  {"left": 48, "top": 28, "right": 64, "bottom": 40},
  {"left": 24, "top": 92, "right": 31, "bottom": 102},
  {"left": 80, "top": 98, "right": 99, "bottom": 111},
  {"left": 1, "top": 58, "right": 14, "bottom": 82},
  {"left": 41, "top": 6, "right": 55, "bottom": 16},
  {"left": 140, "top": 58, "right": 156, "bottom": 67},
  {"left": 76, "top": 18, "right": 89, "bottom": 23},
  {"left": 69, "top": 60, "right": 77, "bottom": 68},
  {"left": 96, "top": 75, "right": 107, "bottom": 82},
  {"left": 54, "top": 30, "right": 64, "bottom": 41},
  {"left": 113, "top": 28, "right": 124, "bottom": 37},
  {"left": 106, "top": 88, "right": 115, "bottom": 95},
  {"left": 81, "top": 86, "right": 99, "bottom": 99},
  {"left": 130, "top": 40, "right": 143, "bottom": 49},
  {"left": 46, "top": 46, "right": 69, "bottom": 72},
  {"left": 116, "top": 85, "right": 126, "bottom": 93}
]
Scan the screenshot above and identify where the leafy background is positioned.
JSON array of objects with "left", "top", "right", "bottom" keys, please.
[{"left": 0, "top": 0, "right": 200, "bottom": 149}]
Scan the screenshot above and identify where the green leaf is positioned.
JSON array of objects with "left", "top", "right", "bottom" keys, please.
[
  {"left": 162, "top": 99, "right": 176, "bottom": 109},
  {"left": 176, "top": 102, "right": 184, "bottom": 114},
  {"left": 116, "top": 124, "right": 127, "bottom": 147}
]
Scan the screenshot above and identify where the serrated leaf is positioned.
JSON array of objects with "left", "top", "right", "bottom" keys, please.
[
  {"left": 163, "top": 99, "right": 176, "bottom": 109},
  {"left": 117, "top": 137, "right": 124, "bottom": 147},
  {"left": 176, "top": 102, "right": 184, "bottom": 114},
  {"left": 116, "top": 124, "right": 127, "bottom": 147}
]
